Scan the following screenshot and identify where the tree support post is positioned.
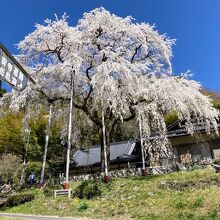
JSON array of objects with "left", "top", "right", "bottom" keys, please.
[
  {"left": 139, "top": 118, "right": 147, "bottom": 176},
  {"left": 102, "top": 108, "right": 110, "bottom": 183},
  {"left": 40, "top": 104, "right": 53, "bottom": 186},
  {"left": 20, "top": 129, "right": 30, "bottom": 186},
  {"left": 65, "top": 71, "right": 75, "bottom": 189},
  {"left": 20, "top": 131, "right": 30, "bottom": 185}
]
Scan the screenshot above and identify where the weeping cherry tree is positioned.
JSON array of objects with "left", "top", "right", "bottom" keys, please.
[{"left": 16, "top": 8, "right": 219, "bottom": 176}]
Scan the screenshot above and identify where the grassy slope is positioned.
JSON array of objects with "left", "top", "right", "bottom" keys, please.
[{"left": 2, "top": 167, "right": 220, "bottom": 220}]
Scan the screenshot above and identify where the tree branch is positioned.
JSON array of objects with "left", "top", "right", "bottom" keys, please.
[
  {"left": 86, "top": 61, "right": 93, "bottom": 81},
  {"left": 131, "top": 44, "right": 142, "bottom": 63},
  {"left": 124, "top": 105, "right": 136, "bottom": 122},
  {"left": 83, "top": 85, "right": 93, "bottom": 108},
  {"left": 124, "top": 98, "right": 151, "bottom": 122}
]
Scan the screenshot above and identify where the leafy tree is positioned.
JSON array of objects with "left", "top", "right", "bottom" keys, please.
[
  {"left": 0, "top": 154, "right": 21, "bottom": 184},
  {"left": 0, "top": 111, "right": 24, "bottom": 156},
  {"left": 13, "top": 161, "right": 46, "bottom": 185},
  {"left": 0, "top": 109, "right": 65, "bottom": 165}
]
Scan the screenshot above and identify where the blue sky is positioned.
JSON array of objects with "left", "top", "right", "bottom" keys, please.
[{"left": 1, "top": 0, "right": 220, "bottom": 91}]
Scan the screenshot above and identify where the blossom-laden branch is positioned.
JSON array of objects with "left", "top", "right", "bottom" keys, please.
[{"left": 4, "top": 8, "right": 218, "bottom": 153}]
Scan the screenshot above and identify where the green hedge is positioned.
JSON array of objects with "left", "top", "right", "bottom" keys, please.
[{"left": 6, "top": 192, "right": 35, "bottom": 207}]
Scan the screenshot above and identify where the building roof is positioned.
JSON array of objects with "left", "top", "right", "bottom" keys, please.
[
  {"left": 166, "top": 119, "right": 220, "bottom": 138},
  {"left": 72, "top": 141, "right": 136, "bottom": 167}
]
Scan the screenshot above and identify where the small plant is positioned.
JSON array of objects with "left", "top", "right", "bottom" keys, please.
[
  {"left": 75, "top": 181, "right": 102, "bottom": 199},
  {"left": 174, "top": 199, "right": 187, "bottom": 209},
  {"left": 186, "top": 212, "right": 194, "bottom": 219},
  {"left": 191, "top": 197, "right": 204, "bottom": 209},
  {"left": 43, "top": 188, "right": 54, "bottom": 197},
  {"left": 77, "top": 201, "right": 88, "bottom": 212},
  {"left": 208, "top": 207, "right": 219, "bottom": 219},
  {"left": 6, "top": 192, "right": 35, "bottom": 207}
]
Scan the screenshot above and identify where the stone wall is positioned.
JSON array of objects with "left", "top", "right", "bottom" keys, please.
[
  {"left": 69, "top": 165, "right": 177, "bottom": 181},
  {"left": 69, "top": 162, "right": 210, "bottom": 182}
]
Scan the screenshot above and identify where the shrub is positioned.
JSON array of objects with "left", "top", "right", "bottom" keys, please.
[
  {"left": 77, "top": 201, "right": 88, "bottom": 212},
  {"left": 43, "top": 188, "right": 54, "bottom": 197},
  {"left": 174, "top": 199, "right": 186, "bottom": 209},
  {"left": 75, "top": 181, "right": 102, "bottom": 199},
  {"left": 6, "top": 192, "right": 35, "bottom": 207},
  {"left": 0, "top": 154, "right": 21, "bottom": 184}
]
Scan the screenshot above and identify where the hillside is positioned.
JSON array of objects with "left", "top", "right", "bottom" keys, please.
[
  {"left": 1, "top": 167, "right": 220, "bottom": 220},
  {"left": 203, "top": 89, "right": 220, "bottom": 102}
]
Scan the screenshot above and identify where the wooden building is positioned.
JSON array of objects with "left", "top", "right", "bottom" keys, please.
[
  {"left": 69, "top": 120, "right": 220, "bottom": 176},
  {"left": 167, "top": 120, "right": 220, "bottom": 164}
]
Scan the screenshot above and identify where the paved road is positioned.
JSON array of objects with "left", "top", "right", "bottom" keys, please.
[{"left": 0, "top": 212, "right": 92, "bottom": 220}]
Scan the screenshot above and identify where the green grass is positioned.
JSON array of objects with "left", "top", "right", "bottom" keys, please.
[{"left": 2, "top": 167, "right": 220, "bottom": 219}]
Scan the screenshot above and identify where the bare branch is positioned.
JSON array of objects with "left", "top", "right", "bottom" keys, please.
[
  {"left": 131, "top": 44, "right": 142, "bottom": 63},
  {"left": 86, "top": 61, "right": 93, "bottom": 81},
  {"left": 124, "top": 105, "right": 136, "bottom": 122}
]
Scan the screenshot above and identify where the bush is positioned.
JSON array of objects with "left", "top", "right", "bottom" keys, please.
[
  {"left": 77, "top": 201, "right": 89, "bottom": 211},
  {"left": 75, "top": 181, "right": 102, "bottom": 199},
  {"left": 43, "top": 188, "right": 54, "bottom": 197},
  {"left": 0, "top": 154, "right": 21, "bottom": 184},
  {"left": 6, "top": 192, "right": 35, "bottom": 207}
]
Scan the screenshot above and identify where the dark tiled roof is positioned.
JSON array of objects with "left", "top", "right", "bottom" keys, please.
[{"left": 72, "top": 141, "right": 136, "bottom": 167}]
